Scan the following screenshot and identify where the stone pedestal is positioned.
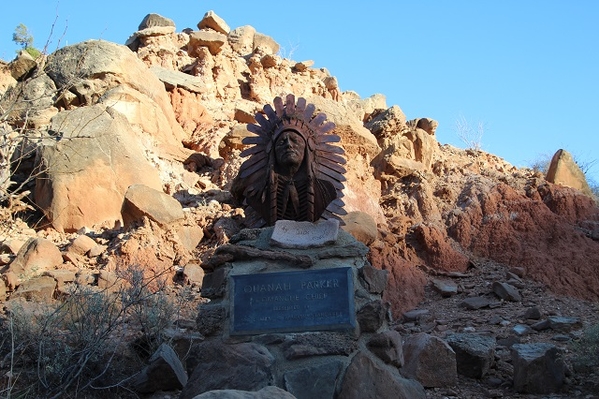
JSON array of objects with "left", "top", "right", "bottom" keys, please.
[{"left": 182, "top": 225, "right": 425, "bottom": 399}]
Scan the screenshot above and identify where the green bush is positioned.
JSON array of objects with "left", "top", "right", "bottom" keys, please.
[{"left": 23, "top": 47, "right": 41, "bottom": 59}]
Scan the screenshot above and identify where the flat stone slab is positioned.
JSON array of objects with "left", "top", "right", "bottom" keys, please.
[
  {"left": 270, "top": 219, "right": 339, "bottom": 249},
  {"left": 230, "top": 267, "right": 355, "bottom": 335}
]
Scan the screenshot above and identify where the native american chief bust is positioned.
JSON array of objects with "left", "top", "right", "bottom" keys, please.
[{"left": 231, "top": 94, "right": 347, "bottom": 227}]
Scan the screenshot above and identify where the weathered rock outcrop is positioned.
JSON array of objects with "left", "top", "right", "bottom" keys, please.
[
  {"left": 546, "top": 148, "right": 593, "bottom": 197},
  {"left": 34, "top": 105, "right": 163, "bottom": 232},
  {"left": 0, "top": 9, "right": 598, "bottom": 398}
]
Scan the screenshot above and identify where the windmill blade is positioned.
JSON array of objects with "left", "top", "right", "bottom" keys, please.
[
  {"left": 329, "top": 198, "right": 345, "bottom": 208},
  {"left": 239, "top": 151, "right": 267, "bottom": 170},
  {"left": 326, "top": 200, "right": 346, "bottom": 216},
  {"left": 264, "top": 104, "right": 277, "bottom": 121},
  {"left": 247, "top": 124, "right": 262, "bottom": 135},
  {"left": 243, "top": 170, "right": 269, "bottom": 193}
]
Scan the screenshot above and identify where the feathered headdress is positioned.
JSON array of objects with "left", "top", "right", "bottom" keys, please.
[{"left": 236, "top": 94, "right": 347, "bottom": 226}]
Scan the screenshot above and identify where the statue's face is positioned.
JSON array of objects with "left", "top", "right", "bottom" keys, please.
[{"left": 275, "top": 130, "right": 306, "bottom": 169}]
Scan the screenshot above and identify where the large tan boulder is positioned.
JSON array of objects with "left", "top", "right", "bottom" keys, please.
[
  {"left": 1, "top": 73, "right": 58, "bottom": 128},
  {"left": 228, "top": 26, "right": 256, "bottom": 55},
  {"left": 122, "top": 184, "right": 185, "bottom": 228},
  {"left": 98, "top": 85, "right": 193, "bottom": 161},
  {"left": 9, "top": 50, "right": 37, "bottom": 81},
  {"left": 4, "top": 238, "right": 63, "bottom": 288},
  {"left": 138, "top": 13, "right": 176, "bottom": 30},
  {"left": 45, "top": 40, "right": 187, "bottom": 147},
  {"left": 546, "top": 149, "right": 593, "bottom": 196},
  {"left": 252, "top": 33, "right": 279, "bottom": 55},
  {"left": 34, "top": 105, "right": 163, "bottom": 232},
  {"left": 198, "top": 10, "right": 230, "bottom": 35},
  {"left": 188, "top": 31, "right": 228, "bottom": 56}
]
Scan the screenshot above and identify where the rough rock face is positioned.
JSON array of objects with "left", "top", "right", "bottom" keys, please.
[
  {"left": 0, "top": 8, "right": 599, "bottom": 399},
  {"left": 46, "top": 40, "right": 187, "bottom": 145},
  {"left": 180, "top": 341, "right": 275, "bottom": 399},
  {"left": 447, "top": 179, "right": 599, "bottom": 301},
  {"left": 0, "top": 12, "right": 598, "bottom": 399},
  {"left": 546, "top": 148, "right": 593, "bottom": 196},
  {"left": 34, "top": 106, "right": 163, "bottom": 232}
]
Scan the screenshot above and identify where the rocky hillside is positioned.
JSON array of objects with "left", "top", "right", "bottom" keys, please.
[{"left": 0, "top": 10, "right": 598, "bottom": 398}]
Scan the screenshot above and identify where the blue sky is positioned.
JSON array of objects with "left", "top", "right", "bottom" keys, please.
[{"left": 2, "top": 1, "right": 598, "bottom": 183}]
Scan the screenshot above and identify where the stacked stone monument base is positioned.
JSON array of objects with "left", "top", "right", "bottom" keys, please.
[{"left": 181, "top": 223, "right": 425, "bottom": 399}]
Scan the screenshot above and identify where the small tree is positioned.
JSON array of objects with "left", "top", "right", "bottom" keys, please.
[
  {"left": 12, "top": 24, "right": 33, "bottom": 49},
  {"left": 12, "top": 23, "right": 41, "bottom": 58},
  {"left": 455, "top": 115, "right": 485, "bottom": 151}
]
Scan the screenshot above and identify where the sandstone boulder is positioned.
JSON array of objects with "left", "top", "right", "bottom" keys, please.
[
  {"left": 0, "top": 61, "right": 16, "bottom": 95},
  {"left": 228, "top": 26, "right": 256, "bottom": 55},
  {"left": 283, "top": 360, "right": 343, "bottom": 399},
  {"left": 188, "top": 31, "right": 227, "bottom": 56},
  {"left": 368, "top": 108, "right": 438, "bottom": 178},
  {"left": 9, "top": 50, "right": 37, "bottom": 81},
  {"left": 198, "top": 11, "right": 230, "bottom": 35},
  {"left": 122, "top": 184, "right": 184, "bottom": 228},
  {"left": 4, "top": 238, "right": 63, "bottom": 287},
  {"left": 131, "top": 343, "right": 187, "bottom": 393},
  {"left": 253, "top": 33, "right": 279, "bottom": 55},
  {"left": 446, "top": 333, "right": 496, "bottom": 379},
  {"left": 138, "top": 13, "right": 175, "bottom": 30},
  {"left": 34, "top": 105, "right": 163, "bottom": 232},
  {"left": 10, "top": 276, "right": 56, "bottom": 302},
  {"left": 546, "top": 149, "right": 593, "bottom": 196},
  {"left": 45, "top": 40, "right": 187, "bottom": 146},
  {"left": 341, "top": 211, "right": 378, "bottom": 245},
  {"left": 2, "top": 73, "right": 58, "bottom": 128},
  {"left": 367, "top": 330, "right": 404, "bottom": 367}
]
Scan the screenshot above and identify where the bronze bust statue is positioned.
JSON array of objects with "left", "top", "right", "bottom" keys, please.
[{"left": 232, "top": 94, "right": 346, "bottom": 227}]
